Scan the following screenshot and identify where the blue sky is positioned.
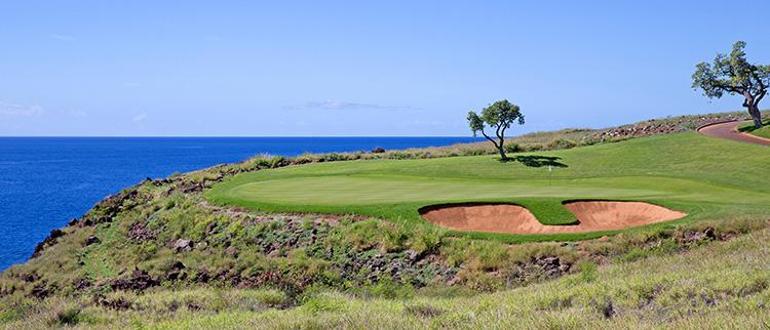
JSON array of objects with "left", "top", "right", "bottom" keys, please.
[{"left": 1, "top": 1, "right": 769, "bottom": 136}]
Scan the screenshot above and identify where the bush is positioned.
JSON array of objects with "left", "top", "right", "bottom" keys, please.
[
  {"left": 293, "top": 153, "right": 318, "bottom": 164},
  {"left": 368, "top": 278, "right": 414, "bottom": 299},
  {"left": 547, "top": 138, "right": 577, "bottom": 150},
  {"left": 524, "top": 144, "right": 544, "bottom": 151},
  {"left": 323, "top": 153, "right": 346, "bottom": 162},
  {"left": 577, "top": 261, "right": 597, "bottom": 283},
  {"left": 52, "top": 305, "right": 82, "bottom": 326},
  {"left": 407, "top": 226, "right": 443, "bottom": 255},
  {"left": 300, "top": 292, "right": 348, "bottom": 314},
  {"left": 504, "top": 143, "right": 522, "bottom": 153},
  {"left": 387, "top": 151, "right": 412, "bottom": 160}
]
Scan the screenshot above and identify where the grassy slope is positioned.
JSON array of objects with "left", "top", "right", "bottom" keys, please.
[
  {"left": 7, "top": 226, "right": 770, "bottom": 329},
  {"left": 207, "top": 132, "right": 770, "bottom": 242},
  {"left": 739, "top": 120, "right": 770, "bottom": 139},
  {"left": 160, "top": 228, "right": 770, "bottom": 329}
]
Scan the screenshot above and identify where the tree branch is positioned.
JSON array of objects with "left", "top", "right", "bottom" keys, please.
[
  {"left": 754, "top": 89, "right": 766, "bottom": 107},
  {"left": 479, "top": 128, "right": 500, "bottom": 150},
  {"left": 712, "top": 80, "right": 744, "bottom": 94},
  {"left": 752, "top": 71, "right": 767, "bottom": 107},
  {"left": 743, "top": 91, "right": 754, "bottom": 108}
]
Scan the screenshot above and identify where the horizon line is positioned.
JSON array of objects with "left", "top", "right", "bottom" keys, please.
[{"left": 0, "top": 135, "right": 484, "bottom": 138}]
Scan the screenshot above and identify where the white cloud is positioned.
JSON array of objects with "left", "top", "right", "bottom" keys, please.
[
  {"left": 132, "top": 113, "right": 148, "bottom": 123},
  {"left": 0, "top": 102, "right": 44, "bottom": 117},
  {"left": 286, "top": 100, "right": 415, "bottom": 111}
]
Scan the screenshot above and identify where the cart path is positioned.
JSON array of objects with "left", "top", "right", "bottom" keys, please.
[{"left": 697, "top": 120, "right": 770, "bottom": 146}]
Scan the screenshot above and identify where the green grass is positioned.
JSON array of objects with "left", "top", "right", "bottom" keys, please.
[
  {"left": 149, "top": 228, "right": 770, "bottom": 329},
  {"left": 206, "top": 132, "right": 770, "bottom": 242},
  {"left": 738, "top": 119, "right": 770, "bottom": 139},
  {"left": 7, "top": 227, "right": 770, "bottom": 329}
]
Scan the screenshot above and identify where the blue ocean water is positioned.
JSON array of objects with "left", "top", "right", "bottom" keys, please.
[{"left": 0, "top": 137, "right": 481, "bottom": 270}]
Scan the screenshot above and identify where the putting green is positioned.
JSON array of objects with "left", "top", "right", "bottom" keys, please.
[{"left": 207, "top": 132, "right": 770, "bottom": 242}]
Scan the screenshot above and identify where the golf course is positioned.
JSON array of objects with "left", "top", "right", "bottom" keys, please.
[
  {"left": 5, "top": 113, "right": 770, "bottom": 329},
  {"left": 8, "top": 3, "right": 770, "bottom": 327},
  {"left": 207, "top": 129, "right": 770, "bottom": 242}
]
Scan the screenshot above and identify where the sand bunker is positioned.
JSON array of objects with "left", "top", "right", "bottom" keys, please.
[{"left": 419, "top": 201, "right": 686, "bottom": 234}]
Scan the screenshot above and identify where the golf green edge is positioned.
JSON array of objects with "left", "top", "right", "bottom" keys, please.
[{"left": 206, "top": 132, "right": 770, "bottom": 243}]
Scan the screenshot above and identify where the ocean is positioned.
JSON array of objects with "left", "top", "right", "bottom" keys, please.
[{"left": 0, "top": 136, "right": 481, "bottom": 270}]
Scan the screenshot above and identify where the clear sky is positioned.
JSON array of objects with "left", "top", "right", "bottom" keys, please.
[{"left": 1, "top": 1, "right": 769, "bottom": 136}]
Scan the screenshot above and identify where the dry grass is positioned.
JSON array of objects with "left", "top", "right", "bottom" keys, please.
[{"left": 3, "top": 226, "right": 770, "bottom": 329}]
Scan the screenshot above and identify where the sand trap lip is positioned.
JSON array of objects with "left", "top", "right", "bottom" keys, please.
[{"left": 419, "top": 201, "right": 686, "bottom": 234}]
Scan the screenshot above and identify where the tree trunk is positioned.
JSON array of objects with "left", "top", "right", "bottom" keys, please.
[
  {"left": 480, "top": 130, "right": 507, "bottom": 160},
  {"left": 498, "top": 147, "right": 508, "bottom": 161},
  {"left": 748, "top": 105, "right": 763, "bottom": 129}
]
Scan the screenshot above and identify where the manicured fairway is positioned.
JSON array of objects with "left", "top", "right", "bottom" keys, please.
[{"left": 207, "top": 132, "right": 770, "bottom": 242}]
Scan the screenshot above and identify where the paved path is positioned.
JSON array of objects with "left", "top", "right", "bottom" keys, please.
[{"left": 697, "top": 120, "right": 770, "bottom": 147}]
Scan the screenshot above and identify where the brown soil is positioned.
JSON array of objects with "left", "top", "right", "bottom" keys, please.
[
  {"left": 420, "top": 201, "right": 686, "bottom": 234},
  {"left": 697, "top": 120, "right": 770, "bottom": 146}
]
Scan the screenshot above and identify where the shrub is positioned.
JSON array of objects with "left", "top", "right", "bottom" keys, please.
[
  {"left": 323, "top": 153, "right": 346, "bottom": 162},
  {"left": 328, "top": 220, "right": 383, "bottom": 251},
  {"left": 381, "top": 225, "right": 409, "bottom": 252},
  {"left": 269, "top": 156, "right": 288, "bottom": 168},
  {"left": 300, "top": 292, "right": 348, "bottom": 314},
  {"left": 524, "top": 144, "right": 544, "bottom": 151},
  {"left": 577, "top": 261, "right": 598, "bottom": 283},
  {"left": 547, "top": 138, "right": 577, "bottom": 150},
  {"left": 52, "top": 305, "right": 82, "bottom": 326},
  {"left": 387, "top": 151, "right": 412, "bottom": 160},
  {"left": 368, "top": 278, "right": 414, "bottom": 299},
  {"left": 407, "top": 226, "right": 443, "bottom": 255},
  {"left": 504, "top": 143, "right": 522, "bottom": 153},
  {"left": 293, "top": 153, "right": 318, "bottom": 164}
]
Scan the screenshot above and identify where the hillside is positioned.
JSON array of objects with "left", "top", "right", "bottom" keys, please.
[{"left": 2, "top": 111, "right": 769, "bottom": 329}]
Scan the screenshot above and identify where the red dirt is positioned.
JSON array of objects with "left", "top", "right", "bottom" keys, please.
[
  {"left": 420, "top": 201, "right": 686, "bottom": 234},
  {"left": 697, "top": 120, "right": 770, "bottom": 146}
]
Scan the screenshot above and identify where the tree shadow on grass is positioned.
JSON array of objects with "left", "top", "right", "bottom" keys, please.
[
  {"left": 738, "top": 119, "right": 770, "bottom": 133},
  {"left": 502, "top": 155, "right": 568, "bottom": 168}
]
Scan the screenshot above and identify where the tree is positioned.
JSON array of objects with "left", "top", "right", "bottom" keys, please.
[
  {"left": 692, "top": 41, "right": 770, "bottom": 129},
  {"left": 467, "top": 99, "right": 524, "bottom": 160}
]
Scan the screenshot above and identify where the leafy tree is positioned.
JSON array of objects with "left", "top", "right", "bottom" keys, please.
[
  {"left": 467, "top": 99, "right": 524, "bottom": 160},
  {"left": 692, "top": 41, "right": 770, "bottom": 129}
]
